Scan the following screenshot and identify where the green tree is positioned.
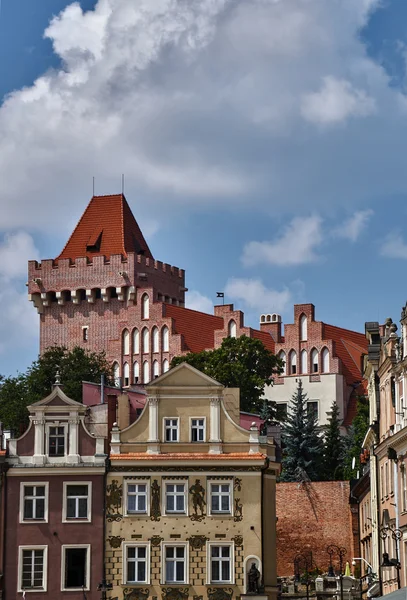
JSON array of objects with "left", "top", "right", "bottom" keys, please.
[
  {"left": 0, "top": 346, "right": 114, "bottom": 434},
  {"left": 171, "top": 335, "right": 283, "bottom": 413},
  {"left": 259, "top": 398, "right": 277, "bottom": 434},
  {"left": 342, "top": 395, "right": 369, "bottom": 480},
  {"left": 322, "top": 401, "right": 345, "bottom": 480},
  {"left": 280, "top": 380, "right": 324, "bottom": 481}
]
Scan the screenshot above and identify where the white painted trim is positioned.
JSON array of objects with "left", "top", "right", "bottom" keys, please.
[
  {"left": 45, "top": 422, "right": 68, "bottom": 458},
  {"left": 7, "top": 467, "right": 105, "bottom": 476},
  {"left": 18, "top": 545, "right": 48, "bottom": 593},
  {"left": 161, "top": 541, "right": 189, "bottom": 585},
  {"left": 189, "top": 417, "right": 206, "bottom": 443},
  {"left": 122, "top": 542, "right": 151, "bottom": 585},
  {"left": 19, "top": 482, "right": 49, "bottom": 524},
  {"left": 162, "top": 479, "right": 188, "bottom": 516},
  {"left": 124, "top": 479, "right": 150, "bottom": 517},
  {"left": 162, "top": 417, "right": 180, "bottom": 443},
  {"left": 62, "top": 481, "right": 92, "bottom": 523},
  {"left": 206, "top": 541, "right": 235, "bottom": 585},
  {"left": 207, "top": 479, "right": 233, "bottom": 517},
  {"left": 60, "top": 544, "right": 91, "bottom": 591}
]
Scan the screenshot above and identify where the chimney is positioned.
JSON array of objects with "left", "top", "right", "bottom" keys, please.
[{"left": 259, "top": 314, "right": 282, "bottom": 342}]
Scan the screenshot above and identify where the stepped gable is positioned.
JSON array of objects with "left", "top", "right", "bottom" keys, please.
[
  {"left": 57, "top": 194, "right": 153, "bottom": 261},
  {"left": 164, "top": 303, "right": 224, "bottom": 353}
]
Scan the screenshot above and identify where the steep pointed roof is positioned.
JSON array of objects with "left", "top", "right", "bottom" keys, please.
[{"left": 57, "top": 194, "right": 153, "bottom": 261}]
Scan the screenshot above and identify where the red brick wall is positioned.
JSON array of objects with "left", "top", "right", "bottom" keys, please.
[{"left": 276, "top": 481, "right": 355, "bottom": 576}]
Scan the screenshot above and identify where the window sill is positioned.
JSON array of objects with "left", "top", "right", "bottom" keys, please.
[
  {"left": 209, "top": 513, "right": 233, "bottom": 518},
  {"left": 21, "top": 519, "right": 48, "bottom": 524},
  {"left": 62, "top": 588, "right": 90, "bottom": 593},
  {"left": 124, "top": 513, "right": 149, "bottom": 518},
  {"left": 19, "top": 589, "right": 46, "bottom": 594},
  {"left": 62, "top": 519, "right": 92, "bottom": 524}
]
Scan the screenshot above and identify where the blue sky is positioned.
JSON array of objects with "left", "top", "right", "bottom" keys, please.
[{"left": 1, "top": 0, "right": 407, "bottom": 375}]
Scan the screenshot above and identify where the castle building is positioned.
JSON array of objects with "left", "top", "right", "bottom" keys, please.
[
  {"left": 260, "top": 304, "right": 367, "bottom": 427},
  {"left": 28, "top": 194, "right": 366, "bottom": 427},
  {"left": 4, "top": 383, "right": 106, "bottom": 598},
  {"left": 105, "top": 362, "right": 279, "bottom": 600}
]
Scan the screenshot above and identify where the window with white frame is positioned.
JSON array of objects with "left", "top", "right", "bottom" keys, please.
[
  {"left": 162, "top": 326, "right": 169, "bottom": 352},
  {"left": 165, "top": 482, "right": 186, "bottom": 513},
  {"left": 48, "top": 425, "right": 65, "bottom": 456},
  {"left": 18, "top": 546, "right": 47, "bottom": 592},
  {"left": 152, "top": 327, "right": 159, "bottom": 352},
  {"left": 164, "top": 545, "right": 187, "bottom": 583},
  {"left": 124, "top": 544, "right": 149, "bottom": 584},
  {"left": 209, "top": 544, "right": 233, "bottom": 583},
  {"left": 63, "top": 483, "right": 91, "bottom": 521},
  {"left": 164, "top": 418, "right": 179, "bottom": 442},
  {"left": 191, "top": 418, "right": 205, "bottom": 442},
  {"left": 210, "top": 482, "right": 232, "bottom": 514},
  {"left": 126, "top": 482, "right": 148, "bottom": 514},
  {"left": 61, "top": 545, "right": 90, "bottom": 591},
  {"left": 21, "top": 484, "right": 48, "bottom": 522}
]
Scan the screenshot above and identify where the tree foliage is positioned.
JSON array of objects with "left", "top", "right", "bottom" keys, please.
[
  {"left": 171, "top": 335, "right": 283, "bottom": 413},
  {"left": 280, "top": 380, "right": 324, "bottom": 482},
  {"left": 322, "top": 401, "right": 345, "bottom": 480},
  {"left": 342, "top": 395, "right": 369, "bottom": 480},
  {"left": 0, "top": 346, "right": 114, "bottom": 434}
]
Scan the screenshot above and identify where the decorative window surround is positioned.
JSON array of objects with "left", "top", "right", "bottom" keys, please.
[
  {"left": 18, "top": 545, "right": 48, "bottom": 593},
  {"left": 62, "top": 482, "right": 92, "bottom": 523},
  {"left": 122, "top": 542, "right": 151, "bottom": 584},
  {"left": 124, "top": 480, "right": 150, "bottom": 516},
  {"left": 206, "top": 542, "right": 234, "bottom": 584},
  {"left": 208, "top": 480, "right": 232, "bottom": 516},
  {"left": 61, "top": 544, "right": 91, "bottom": 591},
  {"left": 161, "top": 542, "right": 189, "bottom": 584},
  {"left": 20, "top": 482, "right": 49, "bottom": 524},
  {"left": 163, "top": 481, "right": 188, "bottom": 516}
]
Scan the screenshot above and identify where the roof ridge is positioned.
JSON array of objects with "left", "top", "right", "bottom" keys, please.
[
  {"left": 324, "top": 322, "right": 365, "bottom": 340},
  {"left": 119, "top": 193, "right": 126, "bottom": 257},
  {"left": 57, "top": 195, "right": 97, "bottom": 259},
  {"left": 165, "top": 303, "right": 221, "bottom": 320}
]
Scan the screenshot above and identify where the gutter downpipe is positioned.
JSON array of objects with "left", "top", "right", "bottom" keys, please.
[{"left": 375, "top": 450, "right": 383, "bottom": 597}]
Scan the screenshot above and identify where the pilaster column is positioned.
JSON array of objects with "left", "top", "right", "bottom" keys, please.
[
  {"left": 209, "top": 397, "right": 222, "bottom": 454},
  {"left": 147, "top": 397, "right": 160, "bottom": 455},
  {"left": 67, "top": 416, "right": 80, "bottom": 464},
  {"left": 33, "top": 417, "right": 45, "bottom": 465}
]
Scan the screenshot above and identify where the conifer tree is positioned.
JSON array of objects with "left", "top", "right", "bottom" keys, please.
[
  {"left": 322, "top": 401, "right": 345, "bottom": 480},
  {"left": 280, "top": 379, "right": 324, "bottom": 481},
  {"left": 259, "top": 398, "right": 277, "bottom": 434}
]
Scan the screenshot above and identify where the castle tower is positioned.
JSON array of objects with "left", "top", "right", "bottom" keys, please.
[{"left": 28, "top": 194, "right": 186, "bottom": 383}]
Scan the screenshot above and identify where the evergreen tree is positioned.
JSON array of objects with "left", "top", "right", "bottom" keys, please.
[
  {"left": 280, "top": 380, "right": 324, "bottom": 481},
  {"left": 322, "top": 401, "right": 345, "bottom": 480},
  {"left": 342, "top": 395, "right": 369, "bottom": 479},
  {"left": 259, "top": 398, "right": 277, "bottom": 434}
]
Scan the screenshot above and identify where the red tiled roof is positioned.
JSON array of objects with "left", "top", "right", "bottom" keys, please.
[
  {"left": 251, "top": 328, "right": 275, "bottom": 353},
  {"left": 110, "top": 452, "right": 266, "bottom": 460},
  {"left": 323, "top": 324, "right": 368, "bottom": 426},
  {"left": 164, "top": 304, "right": 224, "bottom": 353},
  {"left": 57, "top": 194, "right": 153, "bottom": 261}
]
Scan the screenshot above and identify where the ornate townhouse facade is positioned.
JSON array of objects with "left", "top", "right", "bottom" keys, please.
[
  {"left": 4, "top": 383, "right": 106, "bottom": 598},
  {"left": 105, "top": 362, "right": 279, "bottom": 600},
  {"left": 27, "top": 193, "right": 367, "bottom": 428}
]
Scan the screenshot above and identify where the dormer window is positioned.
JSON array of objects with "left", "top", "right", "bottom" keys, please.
[{"left": 48, "top": 426, "right": 65, "bottom": 456}]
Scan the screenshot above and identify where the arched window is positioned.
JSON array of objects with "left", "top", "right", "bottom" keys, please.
[
  {"left": 142, "top": 328, "right": 149, "bottom": 353},
  {"left": 163, "top": 359, "right": 169, "bottom": 373},
  {"left": 153, "top": 360, "right": 159, "bottom": 378},
  {"left": 133, "top": 361, "right": 139, "bottom": 383},
  {"left": 322, "top": 347, "right": 330, "bottom": 373},
  {"left": 228, "top": 319, "right": 237, "bottom": 338},
  {"left": 311, "top": 349, "right": 319, "bottom": 373},
  {"left": 122, "top": 329, "right": 130, "bottom": 355},
  {"left": 143, "top": 361, "right": 150, "bottom": 384},
  {"left": 113, "top": 362, "right": 120, "bottom": 386},
  {"left": 141, "top": 294, "right": 149, "bottom": 319},
  {"left": 123, "top": 362, "right": 130, "bottom": 387},
  {"left": 152, "top": 327, "right": 159, "bottom": 353},
  {"left": 133, "top": 328, "right": 140, "bottom": 354},
  {"left": 301, "top": 350, "right": 308, "bottom": 374},
  {"left": 289, "top": 350, "right": 297, "bottom": 375},
  {"left": 162, "top": 326, "right": 169, "bottom": 352},
  {"left": 278, "top": 351, "right": 286, "bottom": 376},
  {"left": 300, "top": 314, "right": 307, "bottom": 341}
]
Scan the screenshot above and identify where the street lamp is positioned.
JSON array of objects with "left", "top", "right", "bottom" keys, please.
[
  {"left": 294, "top": 552, "right": 314, "bottom": 600},
  {"left": 352, "top": 557, "right": 378, "bottom": 600},
  {"left": 380, "top": 527, "right": 402, "bottom": 590},
  {"left": 97, "top": 579, "right": 113, "bottom": 600},
  {"left": 327, "top": 545, "right": 346, "bottom": 600}
]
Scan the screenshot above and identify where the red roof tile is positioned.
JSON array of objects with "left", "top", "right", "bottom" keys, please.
[
  {"left": 164, "top": 304, "right": 224, "bottom": 353},
  {"left": 251, "top": 328, "right": 275, "bottom": 353},
  {"left": 57, "top": 194, "right": 153, "bottom": 261}
]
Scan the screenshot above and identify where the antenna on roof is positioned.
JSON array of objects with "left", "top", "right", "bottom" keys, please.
[
  {"left": 122, "top": 174, "right": 125, "bottom": 195},
  {"left": 93, "top": 176, "right": 95, "bottom": 197}
]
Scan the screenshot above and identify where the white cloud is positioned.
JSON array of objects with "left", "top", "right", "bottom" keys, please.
[
  {"left": 0, "top": 0, "right": 403, "bottom": 233},
  {"left": 186, "top": 290, "right": 214, "bottom": 314},
  {"left": 301, "top": 76, "right": 376, "bottom": 125},
  {"left": 380, "top": 234, "right": 407, "bottom": 260},
  {"left": 225, "top": 278, "right": 291, "bottom": 314},
  {"left": 0, "top": 232, "right": 39, "bottom": 280},
  {"left": 242, "top": 216, "right": 323, "bottom": 267},
  {"left": 333, "top": 209, "right": 374, "bottom": 242}
]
